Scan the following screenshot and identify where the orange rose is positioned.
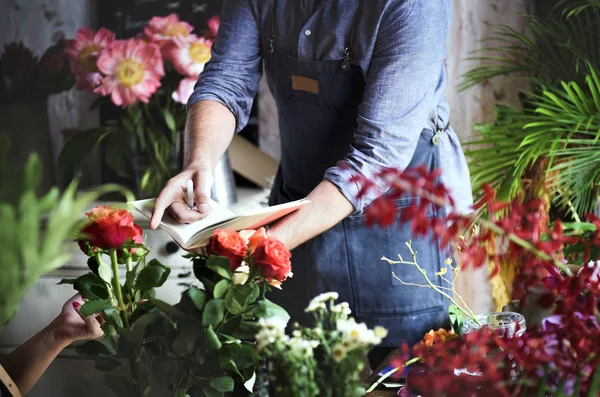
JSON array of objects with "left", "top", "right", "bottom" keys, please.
[
  {"left": 207, "top": 229, "right": 247, "bottom": 270},
  {"left": 252, "top": 237, "right": 292, "bottom": 286},
  {"left": 78, "top": 206, "right": 143, "bottom": 252}
]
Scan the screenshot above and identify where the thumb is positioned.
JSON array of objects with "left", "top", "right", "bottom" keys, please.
[{"left": 194, "top": 171, "right": 214, "bottom": 214}]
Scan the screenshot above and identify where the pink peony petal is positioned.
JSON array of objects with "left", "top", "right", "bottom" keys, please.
[
  {"left": 172, "top": 77, "right": 196, "bottom": 104},
  {"left": 94, "top": 28, "right": 116, "bottom": 47}
]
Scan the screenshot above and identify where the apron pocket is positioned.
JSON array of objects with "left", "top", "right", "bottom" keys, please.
[{"left": 344, "top": 197, "right": 447, "bottom": 316}]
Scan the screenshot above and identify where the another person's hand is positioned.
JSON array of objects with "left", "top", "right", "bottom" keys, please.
[
  {"left": 50, "top": 294, "right": 104, "bottom": 345},
  {"left": 150, "top": 165, "right": 214, "bottom": 229}
]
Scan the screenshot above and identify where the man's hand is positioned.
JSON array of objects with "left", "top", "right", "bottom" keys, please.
[{"left": 150, "top": 165, "right": 214, "bottom": 229}]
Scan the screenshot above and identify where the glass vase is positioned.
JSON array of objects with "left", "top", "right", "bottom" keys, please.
[{"left": 461, "top": 311, "right": 526, "bottom": 338}]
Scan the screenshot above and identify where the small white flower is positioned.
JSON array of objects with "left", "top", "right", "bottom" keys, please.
[
  {"left": 331, "top": 302, "right": 351, "bottom": 315},
  {"left": 374, "top": 326, "right": 388, "bottom": 339},
  {"left": 292, "top": 330, "right": 302, "bottom": 337},
  {"left": 308, "top": 292, "right": 339, "bottom": 307},
  {"left": 332, "top": 343, "right": 347, "bottom": 362},
  {"left": 305, "top": 301, "right": 326, "bottom": 313},
  {"left": 288, "top": 337, "right": 315, "bottom": 359}
]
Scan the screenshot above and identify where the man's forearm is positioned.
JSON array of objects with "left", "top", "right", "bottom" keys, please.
[
  {"left": 268, "top": 180, "right": 354, "bottom": 250},
  {"left": 184, "top": 100, "right": 237, "bottom": 170}
]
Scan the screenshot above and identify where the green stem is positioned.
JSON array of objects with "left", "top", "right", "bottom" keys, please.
[
  {"left": 110, "top": 250, "right": 130, "bottom": 328},
  {"left": 125, "top": 255, "right": 133, "bottom": 273},
  {"left": 365, "top": 366, "right": 401, "bottom": 394}
]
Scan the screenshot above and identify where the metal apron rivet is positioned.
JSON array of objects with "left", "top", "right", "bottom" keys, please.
[{"left": 432, "top": 129, "right": 443, "bottom": 146}]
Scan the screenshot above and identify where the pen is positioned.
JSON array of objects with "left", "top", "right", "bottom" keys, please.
[{"left": 187, "top": 179, "right": 194, "bottom": 209}]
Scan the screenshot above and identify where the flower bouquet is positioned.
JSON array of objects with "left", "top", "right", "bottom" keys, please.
[
  {"left": 58, "top": 14, "right": 219, "bottom": 197},
  {"left": 61, "top": 208, "right": 292, "bottom": 397},
  {"left": 355, "top": 167, "right": 600, "bottom": 396},
  {"left": 257, "top": 292, "right": 387, "bottom": 397}
]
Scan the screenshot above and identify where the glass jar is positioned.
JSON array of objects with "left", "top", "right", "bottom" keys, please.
[{"left": 461, "top": 312, "right": 526, "bottom": 338}]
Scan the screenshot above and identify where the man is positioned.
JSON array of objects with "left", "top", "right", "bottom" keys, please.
[{"left": 151, "top": 0, "right": 472, "bottom": 367}]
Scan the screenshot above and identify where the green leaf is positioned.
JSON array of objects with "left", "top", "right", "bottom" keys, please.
[
  {"left": 449, "top": 304, "right": 465, "bottom": 333},
  {"left": 75, "top": 340, "right": 110, "bottom": 359},
  {"left": 202, "top": 299, "right": 225, "bottom": 327},
  {"left": 128, "top": 313, "right": 156, "bottom": 345},
  {"left": 57, "top": 278, "right": 75, "bottom": 285},
  {"left": 587, "top": 363, "right": 600, "bottom": 397},
  {"left": 94, "top": 355, "right": 120, "bottom": 372},
  {"left": 102, "top": 308, "right": 124, "bottom": 329},
  {"left": 97, "top": 260, "right": 113, "bottom": 284},
  {"left": 104, "top": 373, "right": 139, "bottom": 397},
  {"left": 225, "top": 284, "right": 258, "bottom": 315},
  {"left": 81, "top": 299, "right": 114, "bottom": 317},
  {"left": 74, "top": 273, "right": 110, "bottom": 300},
  {"left": 149, "top": 298, "right": 184, "bottom": 319},
  {"left": 206, "top": 256, "right": 232, "bottom": 280},
  {"left": 173, "top": 318, "right": 201, "bottom": 357},
  {"left": 187, "top": 286, "right": 208, "bottom": 311},
  {"left": 134, "top": 259, "right": 171, "bottom": 291},
  {"left": 253, "top": 299, "right": 290, "bottom": 324},
  {"left": 57, "top": 128, "right": 110, "bottom": 186},
  {"left": 125, "top": 256, "right": 146, "bottom": 289},
  {"left": 210, "top": 376, "right": 234, "bottom": 392},
  {"left": 213, "top": 279, "right": 231, "bottom": 299},
  {"left": 198, "top": 325, "right": 222, "bottom": 352},
  {"left": 200, "top": 384, "right": 224, "bottom": 397},
  {"left": 163, "top": 109, "right": 176, "bottom": 134},
  {"left": 103, "top": 129, "right": 133, "bottom": 179}
]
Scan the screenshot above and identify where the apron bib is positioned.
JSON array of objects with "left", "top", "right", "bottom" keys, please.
[{"left": 264, "top": 0, "right": 449, "bottom": 347}]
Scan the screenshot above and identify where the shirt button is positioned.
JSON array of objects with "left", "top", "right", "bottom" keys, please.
[{"left": 304, "top": 29, "right": 312, "bottom": 36}]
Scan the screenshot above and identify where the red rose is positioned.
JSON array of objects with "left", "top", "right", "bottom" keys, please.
[
  {"left": 207, "top": 229, "right": 247, "bottom": 270},
  {"left": 252, "top": 237, "right": 292, "bottom": 286},
  {"left": 78, "top": 206, "right": 143, "bottom": 253},
  {"left": 248, "top": 228, "right": 267, "bottom": 254}
]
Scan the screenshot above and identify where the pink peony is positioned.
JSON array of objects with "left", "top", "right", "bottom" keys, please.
[
  {"left": 164, "top": 34, "right": 212, "bottom": 77},
  {"left": 203, "top": 16, "right": 220, "bottom": 40},
  {"left": 95, "top": 38, "right": 164, "bottom": 107},
  {"left": 65, "top": 27, "right": 115, "bottom": 90},
  {"left": 143, "top": 13, "right": 193, "bottom": 48},
  {"left": 172, "top": 77, "right": 196, "bottom": 104}
]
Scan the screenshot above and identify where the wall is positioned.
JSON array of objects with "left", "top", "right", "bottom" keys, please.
[{"left": 0, "top": 0, "right": 100, "bottom": 184}]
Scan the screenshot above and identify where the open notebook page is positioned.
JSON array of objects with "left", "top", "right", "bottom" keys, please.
[
  {"left": 187, "top": 199, "right": 311, "bottom": 249},
  {"left": 130, "top": 199, "right": 237, "bottom": 248}
]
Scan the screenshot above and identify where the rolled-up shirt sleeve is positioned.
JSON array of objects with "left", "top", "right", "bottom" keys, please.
[
  {"left": 187, "top": 0, "right": 262, "bottom": 133},
  {"left": 323, "top": 1, "right": 450, "bottom": 213}
]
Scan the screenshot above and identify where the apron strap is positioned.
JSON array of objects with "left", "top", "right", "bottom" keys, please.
[
  {"left": 268, "top": 0, "right": 278, "bottom": 55},
  {"left": 342, "top": 0, "right": 367, "bottom": 71}
]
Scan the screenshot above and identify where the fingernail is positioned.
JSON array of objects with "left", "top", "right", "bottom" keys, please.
[{"left": 73, "top": 302, "right": 81, "bottom": 309}]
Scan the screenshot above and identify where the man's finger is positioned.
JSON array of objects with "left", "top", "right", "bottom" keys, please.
[
  {"left": 193, "top": 172, "right": 213, "bottom": 215},
  {"left": 168, "top": 202, "right": 210, "bottom": 223},
  {"left": 151, "top": 182, "right": 181, "bottom": 229}
]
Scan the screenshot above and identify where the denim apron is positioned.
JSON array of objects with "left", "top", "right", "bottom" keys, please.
[{"left": 264, "top": 0, "right": 449, "bottom": 347}]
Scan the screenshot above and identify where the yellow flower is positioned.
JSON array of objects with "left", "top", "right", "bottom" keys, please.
[{"left": 436, "top": 267, "right": 448, "bottom": 276}]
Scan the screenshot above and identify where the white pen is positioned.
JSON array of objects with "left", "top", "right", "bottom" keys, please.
[{"left": 187, "top": 179, "right": 194, "bottom": 209}]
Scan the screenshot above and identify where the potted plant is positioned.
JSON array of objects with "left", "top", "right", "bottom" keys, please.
[
  {"left": 58, "top": 14, "right": 225, "bottom": 198},
  {"left": 60, "top": 209, "right": 293, "bottom": 396},
  {"left": 357, "top": 165, "right": 600, "bottom": 396}
]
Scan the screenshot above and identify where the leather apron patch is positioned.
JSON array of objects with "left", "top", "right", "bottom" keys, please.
[{"left": 291, "top": 75, "right": 319, "bottom": 94}]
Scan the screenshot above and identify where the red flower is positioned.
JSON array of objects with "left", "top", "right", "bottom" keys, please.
[
  {"left": 252, "top": 237, "right": 292, "bottom": 287},
  {"left": 78, "top": 206, "right": 143, "bottom": 252},
  {"left": 207, "top": 229, "right": 247, "bottom": 271}
]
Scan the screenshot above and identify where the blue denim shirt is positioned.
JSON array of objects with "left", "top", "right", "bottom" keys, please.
[{"left": 189, "top": 0, "right": 473, "bottom": 214}]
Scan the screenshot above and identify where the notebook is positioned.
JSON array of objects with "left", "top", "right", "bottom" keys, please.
[{"left": 130, "top": 198, "right": 309, "bottom": 249}]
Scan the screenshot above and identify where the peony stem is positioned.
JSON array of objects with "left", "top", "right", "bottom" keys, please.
[
  {"left": 125, "top": 255, "right": 133, "bottom": 273},
  {"left": 109, "top": 250, "right": 129, "bottom": 328}
]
